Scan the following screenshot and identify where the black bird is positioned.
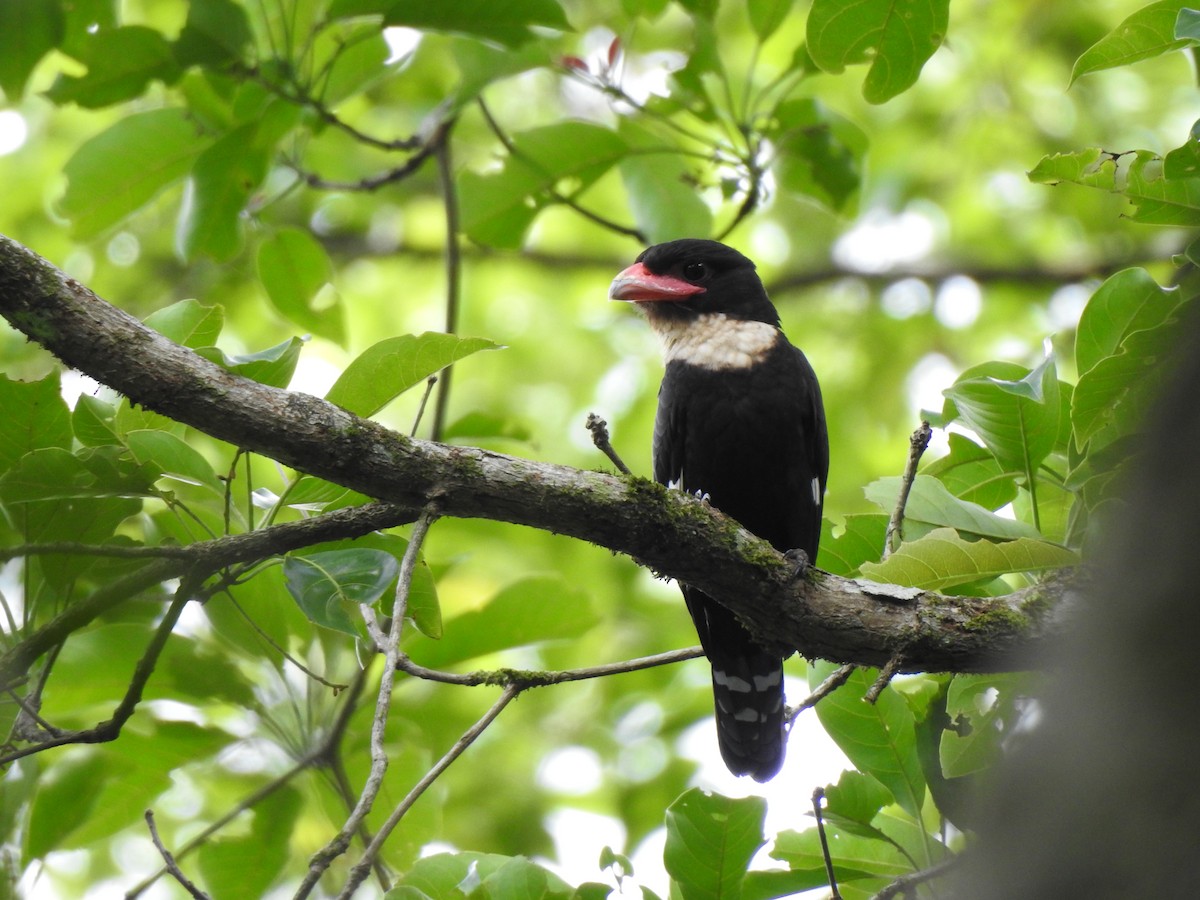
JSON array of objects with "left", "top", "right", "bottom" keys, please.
[{"left": 610, "top": 239, "right": 828, "bottom": 782}]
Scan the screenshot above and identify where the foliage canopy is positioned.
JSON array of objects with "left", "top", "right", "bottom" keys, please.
[{"left": 0, "top": 0, "right": 1195, "bottom": 897}]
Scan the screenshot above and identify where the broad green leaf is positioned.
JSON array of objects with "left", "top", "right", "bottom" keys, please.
[
  {"left": 806, "top": 0, "right": 949, "bottom": 103},
  {"left": 60, "top": 108, "right": 205, "bottom": 239},
  {"left": 865, "top": 475, "right": 1037, "bottom": 540},
  {"left": 442, "top": 411, "right": 533, "bottom": 444},
  {"left": 0, "top": 447, "right": 156, "bottom": 503},
  {"left": 859, "top": 527, "right": 1079, "bottom": 591},
  {"left": 0, "top": 0, "right": 65, "bottom": 99},
  {"left": 823, "top": 769, "right": 894, "bottom": 827},
  {"left": 452, "top": 37, "right": 553, "bottom": 103},
  {"left": 323, "top": 29, "right": 392, "bottom": 103},
  {"left": 808, "top": 664, "right": 926, "bottom": 819},
  {"left": 174, "top": 0, "right": 253, "bottom": 67},
  {"left": 27, "top": 752, "right": 109, "bottom": 858},
  {"left": 66, "top": 721, "right": 229, "bottom": 848},
  {"left": 197, "top": 336, "right": 305, "bottom": 388},
  {"left": 72, "top": 394, "right": 121, "bottom": 447},
  {"left": 1074, "top": 309, "right": 1193, "bottom": 446},
  {"left": 256, "top": 228, "right": 346, "bottom": 345},
  {"left": 771, "top": 98, "right": 866, "bottom": 212},
  {"left": 459, "top": 122, "right": 628, "bottom": 248},
  {"left": 1177, "top": 7, "right": 1200, "bottom": 41},
  {"left": 1070, "top": 0, "right": 1193, "bottom": 84},
  {"left": 0, "top": 373, "right": 71, "bottom": 472},
  {"left": 818, "top": 514, "right": 887, "bottom": 576},
  {"left": 943, "top": 357, "right": 1061, "bottom": 479},
  {"left": 939, "top": 673, "right": 1029, "bottom": 778},
  {"left": 325, "top": 332, "right": 500, "bottom": 417},
  {"left": 618, "top": 122, "right": 712, "bottom": 242},
  {"left": 922, "top": 433, "right": 1018, "bottom": 511},
  {"left": 329, "top": 0, "right": 571, "bottom": 47},
  {"left": 390, "top": 853, "right": 571, "bottom": 899},
  {"left": 664, "top": 789, "right": 766, "bottom": 900},
  {"left": 124, "top": 430, "right": 223, "bottom": 491},
  {"left": 1074, "top": 268, "right": 1179, "bottom": 377},
  {"left": 1029, "top": 148, "right": 1200, "bottom": 226},
  {"left": 46, "top": 25, "right": 180, "bottom": 108},
  {"left": 404, "top": 575, "right": 598, "bottom": 668},
  {"left": 283, "top": 549, "right": 401, "bottom": 636},
  {"left": 143, "top": 298, "right": 224, "bottom": 349},
  {"left": 748, "top": 0, "right": 792, "bottom": 42},
  {"left": 197, "top": 787, "right": 302, "bottom": 899},
  {"left": 478, "top": 855, "right": 575, "bottom": 899},
  {"left": 770, "top": 825, "right": 911, "bottom": 881}
]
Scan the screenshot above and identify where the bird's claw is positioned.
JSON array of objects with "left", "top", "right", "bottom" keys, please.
[{"left": 784, "top": 548, "right": 810, "bottom": 580}]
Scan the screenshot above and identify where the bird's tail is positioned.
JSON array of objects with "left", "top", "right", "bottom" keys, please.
[{"left": 685, "top": 588, "right": 786, "bottom": 782}]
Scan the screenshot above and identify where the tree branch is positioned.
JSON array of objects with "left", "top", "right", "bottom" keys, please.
[{"left": 0, "top": 234, "right": 1070, "bottom": 676}]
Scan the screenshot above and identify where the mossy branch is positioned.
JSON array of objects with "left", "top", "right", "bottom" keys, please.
[{"left": 0, "top": 234, "right": 1071, "bottom": 676}]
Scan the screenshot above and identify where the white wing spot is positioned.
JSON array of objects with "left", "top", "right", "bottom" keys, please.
[
  {"left": 811, "top": 477, "right": 821, "bottom": 506},
  {"left": 714, "top": 671, "right": 753, "bottom": 693},
  {"left": 752, "top": 671, "right": 782, "bottom": 691}
]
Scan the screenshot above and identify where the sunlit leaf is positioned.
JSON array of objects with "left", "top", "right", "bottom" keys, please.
[
  {"left": 329, "top": 0, "right": 571, "bottom": 47},
  {"left": 60, "top": 109, "right": 205, "bottom": 239},
  {"left": 256, "top": 228, "right": 346, "bottom": 345},
  {"left": 864, "top": 475, "right": 1038, "bottom": 540},
  {"left": 124, "top": 430, "right": 224, "bottom": 491},
  {"left": 326, "top": 333, "right": 500, "bottom": 417},
  {"left": 922, "top": 433, "right": 1018, "bottom": 511},
  {"left": 807, "top": 0, "right": 949, "bottom": 103},
  {"left": 664, "top": 789, "right": 766, "bottom": 899},
  {"left": 858, "top": 527, "right": 1079, "bottom": 591},
  {"left": 197, "top": 336, "right": 305, "bottom": 388},
  {"left": 284, "top": 549, "right": 401, "bottom": 636},
  {"left": 0, "top": 0, "right": 64, "bottom": 99},
  {"left": 143, "top": 299, "right": 224, "bottom": 349},
  {"left": 46, "top": 25, "right": 180, "bottom": 107},
  {"left": 1070, "top": 0, "right": 1193, "bottom": 84},
  {"left": 0, "top": 372, "right": 71, "bottom": 472}
]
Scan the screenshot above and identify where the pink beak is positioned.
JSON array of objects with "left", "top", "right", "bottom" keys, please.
[{"left": 609, "top": 262, "right": 707, "bottom": 302}]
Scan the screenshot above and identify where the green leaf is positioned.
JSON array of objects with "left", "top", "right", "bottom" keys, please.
[
  {"left": 1029, "top": 148, "right": 1200, "bottom": 226},
  {"left": 197, "top": 337, "right": 305, "bottom": 388},
  {"left": 404, "top": 576, "right": 598, "bottom": 668},
  {"left": 46, "top": 25, "right": 180, "bottom": 107},
  {"left": 1070, "top": 0, "right": 1194, "bottom": 84},
  {"left": 923, "top": 433, "right": 1019, "bottom": 511},
  {"left": 442, "top": 411, "right": 533, "bottom": 444},
  {"left": 72, "top": 394, "right": 122, "bottom": 448},
  {"left": 325, "top": 333, "right": 500, "bottom": 417},
  {"left": 823, "top": 769, "right": 895, "bottom": 827},
  {"left": 939, "top": 673, "right": 1028, "bottom": 778},
  {"left": 177, "top": 123, "right": 270, "bottom": 262},
  {"left": 770, "top": 825, "right": 911, "bottom": 882},
  {"left": 818, "top": 514, "right": 887, "bottom": 575},
  {"left": 808, "top": 664, "right": 926, "bottom": 819},
  {"left": 330, "top": 0, "right": 571, "bottom": 47},
  {"left": 664, "top": 789, "right": 766, "bottom": 900},
  {"left": 389, "top": 853, "right": 571, "bottom": 899},
  {"left": 618, "top": 122, "right": 712, "bottom": 243},
  {"left": 124, "top": 430, "right": 223, "bottom": 492},
  {"left": 256, "top": 228, "right": 346, "bottom": 345},
  {"left": 174, "top": 0, "right": 253, "bottom": 67},
  {"left": 459, "top": 122, "right": 628, "bottom": 248},
  {"left": 748, "top": 0, "right": 792, "bottom": 42},
  {"left": 197, "top": 787, "right": 302, "bottom": 899},
  {"left": 283, "top": 549, "right": 401, "bottom": 636},
  {"left": 143, "top": 299, "right": 224, "bottom": 349},
  {"left": 1177, "top": 7, "right": 1200, "bottom": 41},
  {"left": 0, "top": 447, "right": 156, "bottom": 503},
  {"left": 1075, "top": 268, "right": 1180, "bottom": 377},
  {"left": 27, "top": 752, "right": 109, "bottom": 858},
  {"left": 864, "top": 475, "right": 1038, "bottom": 540},
  {"left": 0, "top": 0, "right": 65, "bottom": 99},
  {"left": 943, "top": 357, "right": 1061, "bottom": 479},
  {"left": 858, "top": 527, "right": 1079, "bottom": 591},
  {"left": 0, "top": 373, "right": 72, "bottom": 472},
  {"left": 772, "top": 99, "right": 865, "bottom": 212},
  {"left": 479, "top": 855, "right": 574, "bottom": 899},
  {"left": 60, "top": 108, "right": 205, "bottom": 239},
  {"left": 323, "top": 29, "right": 392, "bottom": 103},
  {"left": 806, "top": 0, "right": 949, "bottom": 103},
  {"left": 452, "top": 38, "right": 553, "bottom": 103}
]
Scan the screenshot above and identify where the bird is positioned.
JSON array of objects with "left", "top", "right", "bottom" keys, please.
[{"left": 609, "top": 238, "right": 828, "bottom": 782}]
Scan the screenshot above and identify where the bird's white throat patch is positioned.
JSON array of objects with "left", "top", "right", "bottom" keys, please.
[{"left": 648, "top": 312, "right": 779, "bottom": 371}]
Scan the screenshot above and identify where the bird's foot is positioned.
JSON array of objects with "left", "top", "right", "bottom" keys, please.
[
  {"left": 783, "top": 548, "right": 811, "bottom": 580},
  {"left": 693, "top": 489, "right": 712, "bottom": 505}
]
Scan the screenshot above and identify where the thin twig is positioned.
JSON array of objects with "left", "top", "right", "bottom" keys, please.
[
  {"left": 585, "top": 413, "right": 632, "bottom": 475},
  {"left": 864, "top": 656, "right": 902, "bottom": 705},
  {"left": 295, "top": 506, "right": 440, "bottom": 899},
  {"left": 395, "top": 645, "right": 704, "bottom": 688},
  {"left": 0, "top": 575, "right": 198, "bottom": 766},
  {"left": 432, "top": 125, "right": 460, "bottom": 443},
  {"left": 0, "top": 541, "right": 196, "bottom": 563},
  {"left": 786, "top": 663, "right": 855, "bottom": 728},
  {"left": 411, "top": 375, "right": 438, "bottom": 437},
  {"left": 336, "top": 684, "right": 521, "bottom": 899},
  {"left": 144, "top": 811, "right": 210, "bottom": 900},
  {"left": 477, "top": 98, "right": 646, "bottom": 241},
  {"left": 883, "top": 421, "right": 933, "bottom": 559},
  {"left": 870, "top": 856, "right": 960, "bottom": 900},
  {"left": 812, "top": 788, "right": 842, "bottom": 900}
]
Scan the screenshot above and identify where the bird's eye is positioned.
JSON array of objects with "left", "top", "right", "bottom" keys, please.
[{"left": 683, "top": 262, "right": 707, "bottom": 282}]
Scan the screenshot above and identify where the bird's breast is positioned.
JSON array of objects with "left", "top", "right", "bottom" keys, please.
[{"left": 648, "top": 312, "right": 780, "bottom": 371}]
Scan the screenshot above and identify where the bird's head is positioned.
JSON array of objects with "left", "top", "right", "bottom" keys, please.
[{"left": 609, "top": 239, "right": 779, "bottom": 327}]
